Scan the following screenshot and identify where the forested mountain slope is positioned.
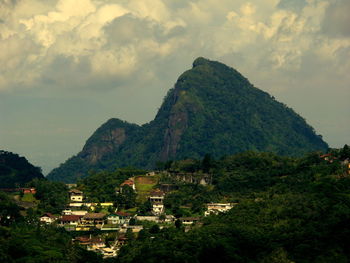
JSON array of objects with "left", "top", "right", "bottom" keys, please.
[
  {"left": 48, "top": 58, "right": 328, "bottom": 182},
  {"left": 0, "top": 150, "right": 44, "bottom": 188}
]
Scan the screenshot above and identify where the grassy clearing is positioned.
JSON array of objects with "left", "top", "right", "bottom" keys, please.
[
  {"left": 21, "top": 193, "right": 37, "bottom": 202},
  {"left": 124, "top": 207, "right": 138, "bottom": 214},
  {"left": 135, "top": 176, "right": 158, "bottom": 203}
]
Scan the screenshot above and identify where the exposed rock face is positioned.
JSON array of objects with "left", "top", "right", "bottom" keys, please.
[
  {"left": 47, "top": 57, "right": 328, "bottom": 182},
  {"left": 160, "top": 98, "right": 189, "bottom": 161},
  {"left": 81, "top": 127, "right": 127, "bottom": 164}
]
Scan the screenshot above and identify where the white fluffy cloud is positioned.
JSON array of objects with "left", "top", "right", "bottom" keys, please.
[
  {"left": 1, "top": 0, "right": 349, "bottom": 93},
  {"left": 0, "top": 0, "right": 349, "bottom": 172}
]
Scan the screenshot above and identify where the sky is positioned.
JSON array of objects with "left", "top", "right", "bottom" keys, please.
[{"left": 0, "top": 0, "right": 349, "bottom": 174}]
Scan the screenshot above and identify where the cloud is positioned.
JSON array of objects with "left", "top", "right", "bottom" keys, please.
[
  {"left": 1, "top": 0, "right": 349, "bottom": 174},
  {"left": 0, "top": 0, "right": 349, "bottom": 102},
  {"left": 322, "top": 0, "right": 350, "bottom": 38},
  {"left": 277, "top": 0, "right": 307, "bottom": 12},
  {"left": 0, "top": 0, "right": 350, "bottom": 94}
]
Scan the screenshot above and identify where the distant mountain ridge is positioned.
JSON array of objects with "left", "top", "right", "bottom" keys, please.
[{"left": 47, "top": 57, "right": 328, "bottom": 182}]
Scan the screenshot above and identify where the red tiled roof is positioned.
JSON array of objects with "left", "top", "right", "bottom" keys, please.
[
  {"left": 75, "top": 236, "right": 104, "bottom": 245},
  {"left": 150, "top": 190, "right": 165, "bottom": 196},
  {"left": 61, "top": 215, "right": 81, "bottom": 221},
  {"left": 116, "top": 211, "right": 131, "bottom": 217},
  {"left": 42, "top": 213, "right": 54, "bottom": 218},
  {"left": 121, "top": 180, "right": 134, "bottom": 186},
  {"left": 75, "top": 236, "right": 90, "bottom": 242}
]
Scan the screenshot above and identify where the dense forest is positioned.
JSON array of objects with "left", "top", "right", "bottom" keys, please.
[
  {"left": 1, "top": 146, "right": 349, "bottom": 262},
  {"left": 0, "top": 151, "right": 44, "bottom": 188},
  {"left": 48, "top": 58, "right": 327, "bottom": 183}
]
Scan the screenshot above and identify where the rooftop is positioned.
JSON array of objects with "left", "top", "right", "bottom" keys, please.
[
  {"left": 69, "top": 189, "right": 83, "bottom": 194},
  {"left": 83, "top": 213, "right": 106, "bottom": 219},
  {"left": 150, "top": 190, "right": 165, "bottom": 197},
  {"left": 180, "top": 217, "right": 200, "bottom": 221},
  {"left": 116, "top": 211, "right": 132, "bottom": 217},
  {"left": 61, "top": 215, "right": 82, "bottom": 221}
]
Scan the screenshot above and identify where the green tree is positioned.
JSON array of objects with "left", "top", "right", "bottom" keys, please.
[{"left": 116, "top": 185, "right": 136, "bottom": 209}]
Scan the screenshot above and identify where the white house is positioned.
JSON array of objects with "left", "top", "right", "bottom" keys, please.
[
  {"left": 135, "top": 215, "right": 159, "bottom": 222},
  {"left": 69, "top": 189, "right": 83, "bottom": 202},
  {"left": 107, "top": 214, "right": 119, "bottom": 225},
  {"left": 60, "top": 215, "right": 82, "bottom": 226},
  {"left": 71, "top": 210, "right": 88, "bottom": 216},
  {"left": 40, "top": 213, "right": 56, "bottom": 224},
  {"left": 152, "top": 203, "right": 164, "bottom": 215},
  {"left": 149, "top": 190, "right": 165, "bottom": 203},
  {"left": 204, "top": 203, "right": 237, "bottom": 216},
  {"left": 179, "top": 217, "right": 200, "bottom": 225}
]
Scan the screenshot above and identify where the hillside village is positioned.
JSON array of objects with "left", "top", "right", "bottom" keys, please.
[
  {"left": 36, "top": 173, "right": 236, "bottom": 258},
  {"left": 2, "top": 147, "right": 350, "bottom": 262}
]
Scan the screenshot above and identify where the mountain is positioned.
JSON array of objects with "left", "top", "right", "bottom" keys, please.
[
  {"left": 0, "top": 150, "right": 44, "bottom": 188},
  {"left": 47, "top": 57, "right": 328, "bottom": 182}
]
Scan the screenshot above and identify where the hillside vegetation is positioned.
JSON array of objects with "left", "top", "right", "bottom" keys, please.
[
  {"left": 115, "top": 145, "right": 350, "bottom": 263},
  {"left": 1, "top": 146, "right": 349, "bottom": 262},
  {"left": 0, "top": 151, "right": 44, "bottom": 188},
  {"left": 48, "top": 57, "right": 327, "bottom": 183}
]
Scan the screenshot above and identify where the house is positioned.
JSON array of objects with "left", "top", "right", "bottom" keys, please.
[
  {"left": 40, "top": 213, "right": 56, "bottom": 224},
  {"left": 82, "top": 213, "right": 106, "bottom": 226},
  {"left": 119, "top": 179, "right": 136, "bottom": 192},
  {"left": 74, "top": 236, "right": 91, "bottom": 246},
  {"left": 204, "top": 203, "right": 237, "bottom": 216},
  {"left": 60, "top": 215, "right": 82, "bottom": 226},
  {"left": 164, "top": 215, "right": 175, "bottom": 223},
  {"left": 127, "top": 225, "right": 143, "bottom": 233},
  {"left": 71, "top": 210, "right": 88, "bottom": 216},
  {"left": 149, "top": 190, "right": 165, "bottom": 203},
  {"left": 87, "top": 237, "right": 105, "bottom": 250},
  {"left": 179, "top": 217, "right": 200, "bottom": 225},
  {"left": 69, "top": 202, "right": 95, "bottom": 208},
  {"left": 21, "top": 188, "right": 36, "bottom": 194},
  {"left": 115, "top": 235, "right": 127, "bottom": 247},
  {"left": 101, "top": 247, "right": 117, "bottom": 258},
  {"left": 68, "top": 202, "right": 83, "bottom": 208},
  {"left": 115, "top": 211, "right": 132, "bottom": 225},
  {"left": 135, "top": 215, "right": 159, "bottom": 222},
  {"left": 62, "top": 209, "right": 72, "bottom": 215},
  {"left": 63, "top": 209, "right": 88, "bottom": 216},
  {"left": 107, "top": 214, "right": 119, "bottom": 225},
  {"left": 75, "top": 236, "right": 105, "bottom": 250},
  {"left": 320, "top": 154, "right": 337, "bottom": 163},
  {"left": 152, "top": 203, "right": 164, "bottom": 215},
  {"left": 342, "top": 159, "right": 350, "bottom": 175},
  {"left": 75, "top": 226, "right": 92, "bottom": 231},
  {"left": 69, "top": 189, "right": 83, "bottom": 202}
]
